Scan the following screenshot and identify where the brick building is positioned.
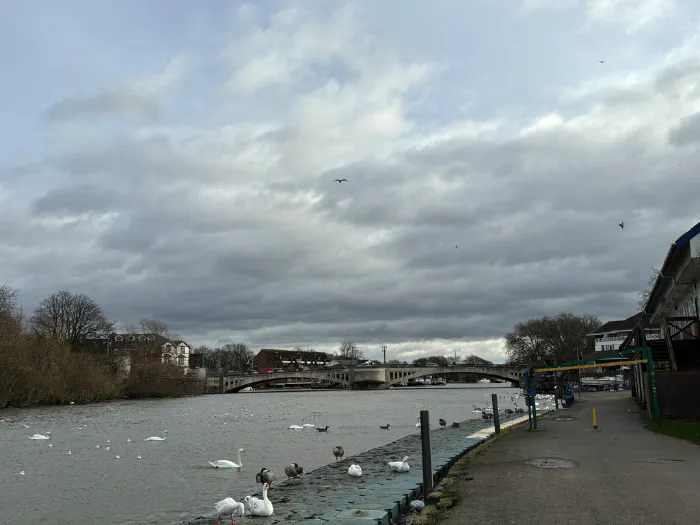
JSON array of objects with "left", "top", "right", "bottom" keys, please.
[{"left": 254, "top": 348, "right": 331, "bottom": 371}]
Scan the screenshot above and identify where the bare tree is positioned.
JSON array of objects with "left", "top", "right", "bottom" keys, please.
[
  {"left": 0, "top": 284, "right": 19, "bottom": 316},
  {"left": 0, "top": 284, "right": 22, "bottom": 345},
  {"left": 462, "top": 354, "right": 494, "bottom": 366},
  {"left": 30, "top": 290, "right": 113, "bottom": 349},
  {"left": 504, "top": 318, "right": 551, "bottom": 364},
  {"left": 544, "top": 312, "right": 600, "bottom": 364},
  {"left": 201, "top": 343, "right": 254, "bottom": 372},
  {"left": 138, "top": 318, "right": 170, "bottom": 337},
  {"left": 338, "top": 341, "right": 363, "bottom": 362},
  {"left": 638, "top": 266, "right": 661, "bottom": 310},
  {"left": 505, "top": 313, "right": 599, "bottom": 365}
]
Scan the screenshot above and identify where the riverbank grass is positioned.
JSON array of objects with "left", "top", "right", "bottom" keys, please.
[{"left": 644, "top": 417, "right": 700, "bottom": 445}]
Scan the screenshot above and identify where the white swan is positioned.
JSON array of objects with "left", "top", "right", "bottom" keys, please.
[
  {"left": 209, "top": 448, "right": 245, "bottom": 468},
  {"left": 214, "top": 497, "right": 245, "bottom": 525},
  {"left": 348, "top": 464, "right": 362, "bottom": 477},
  {"left": 29, "top": 433, "right": 51, "bottom": 440},
  {"left": 144, "top": 436, "right": 166, "bottom": 441},
  {"left": 244, "top": 482, "right": 274, "bottom": 517},
  {"left": 289, "top": 418, "right": 312, "bottom": 430},
  {"left": 388, "top": 456, "right": 410, "bottom": 472}
]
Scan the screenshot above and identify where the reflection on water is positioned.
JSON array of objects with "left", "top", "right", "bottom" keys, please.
[{"left": 0, "top": 385, "right": 533, "bottom": 524}]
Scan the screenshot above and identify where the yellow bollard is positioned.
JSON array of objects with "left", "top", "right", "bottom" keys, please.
[{"left": 592, "top": 408, "right": 598, "bottom": 430}]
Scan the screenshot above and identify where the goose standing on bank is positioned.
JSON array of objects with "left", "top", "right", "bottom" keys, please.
[
  {"left": 415, "top": 417, "right": 421, "bottom": 427},
  {"left": 256, "top": 468, "right": 276, "bottom": 488},
  {"left": 284, "top": 463, "right": 304, "bottom": 482},
  {"left": 439, "top": 418, "right": 447, "bottom": 429},
  {"left": 244, "top": 482, "right": 274, "bottom": 517},
  {"left": 452, "top": 422, "right": 460, "bottom": 428},
  {"left": 348, "top": 464, "right": 362, "bottom": 477},
  {"left": 209, "top": 448, "right": 245, "bottom": 468},
  {"left": 333, "top": 446, "right": 345, "bottom": 462},
  {"left": 388, "top": 456, "right": 410, "bottom": 472},
  {"left": 214, "top": 497, "right": 244, "bottom": 525}
]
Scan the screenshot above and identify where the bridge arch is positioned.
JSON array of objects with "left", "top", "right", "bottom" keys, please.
[
  {"left": 386, "top": 367, "right": 522, "bottom": 388},
  {"left": 222, "top": 370, "right": 351, "bottom": 393}
]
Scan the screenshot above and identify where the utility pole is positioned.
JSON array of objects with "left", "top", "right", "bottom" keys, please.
[{"left": 382, "top": 345, "right": 387, "bottom": 364}]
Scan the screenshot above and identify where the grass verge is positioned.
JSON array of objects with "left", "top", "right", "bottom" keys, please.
[{"left": 644, "top": 417, "right": 700, "bottom": 446}]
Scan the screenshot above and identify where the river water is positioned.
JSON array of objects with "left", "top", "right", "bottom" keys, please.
[{"left": 0, "top": 384, "right": 543, "bottom": 524}]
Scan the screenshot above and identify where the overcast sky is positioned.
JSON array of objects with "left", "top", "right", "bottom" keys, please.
[{"left": 1, "top": 0, "right": 699, "bottom": 363}]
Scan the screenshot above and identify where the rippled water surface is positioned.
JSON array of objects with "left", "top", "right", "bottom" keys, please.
[{"left": 1, "top": 384, "right": 539, "bottom": 524}]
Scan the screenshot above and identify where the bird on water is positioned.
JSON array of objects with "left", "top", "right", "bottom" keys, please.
[
  {"left": 333, "top": 445, "right": 345, "bottom": 462},
  {"left": 316, "top": 425, "right": 330, "bottom": 432},
  {"left": 379, "top": 424, "right": 390, "bottom": 430}
]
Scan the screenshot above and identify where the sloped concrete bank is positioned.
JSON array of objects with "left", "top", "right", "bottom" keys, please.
[{"left": 183, "top": 413, "right": 539, "bottom": 525}]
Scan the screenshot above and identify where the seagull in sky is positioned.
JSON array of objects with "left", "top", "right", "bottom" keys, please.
[
  {"left": 334, "top": 178, "right": 348, "bottom": 183},
  {"left": 599, "top": 60, "right": 605, "bottom": 64}
]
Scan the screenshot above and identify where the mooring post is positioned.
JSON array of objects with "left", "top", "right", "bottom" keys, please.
[
  {"left": 532, "top": 396, "right": 538, "bottom": 430},
  {"left": 491, "top": 393, "right": 500, "bottom": 434},
  {"left": 420, "top": 410, "right": 433, "bottom": 497}
]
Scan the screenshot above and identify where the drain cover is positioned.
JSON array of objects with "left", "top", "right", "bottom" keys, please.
[
  {"left": 527, "top": 458, "right": 578, "bottom": 469},
  {"left": 555, "top": 416, "right": 576, "bottom": 421}
]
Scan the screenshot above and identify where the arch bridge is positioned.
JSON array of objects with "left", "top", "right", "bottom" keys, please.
[{"left": 208, "top": 365, "right": 526, "bottom": 393}]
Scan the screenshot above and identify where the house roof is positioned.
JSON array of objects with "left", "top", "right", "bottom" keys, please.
[
  {"left": 589, "top": 312, "right": 659, "bottom": 335},
  {"left": 645, "top": 220, "right": 700, "bottom": 316}
]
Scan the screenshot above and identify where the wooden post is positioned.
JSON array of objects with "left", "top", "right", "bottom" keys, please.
[
  {"left": 420, "top": 410, "right": 433, "bottom": 497},
  {"left": 491, "top": 394, "right": 500, "bottom": 434}
]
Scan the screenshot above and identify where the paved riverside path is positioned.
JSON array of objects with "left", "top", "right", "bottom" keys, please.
[{"left": 440, "top": 391, "right": 700, "bottom": 525}]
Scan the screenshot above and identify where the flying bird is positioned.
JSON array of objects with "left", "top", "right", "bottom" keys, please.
[
  {"left": 334, "top": 178, "right": 348, "bottom": 183},
  {"left": 599, "top": 60, "right": 605, "bottom": 64},
  {"left": 455, "top": 245, "right": 458, "bottom": 249},
  {"left": 619, "top": 221, "right": 624, "bottom": 230}
]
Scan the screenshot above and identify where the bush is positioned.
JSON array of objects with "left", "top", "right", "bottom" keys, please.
[{"left": 122, "top": 362, "right": 204, "bottom": 399}]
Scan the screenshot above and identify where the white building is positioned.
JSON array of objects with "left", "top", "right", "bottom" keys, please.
[
  {"left": 641, "top": 220, "right": 700, "bottom": 371},
  {"left": 588, "top": 313, "right": 661, "bottom": 353}
]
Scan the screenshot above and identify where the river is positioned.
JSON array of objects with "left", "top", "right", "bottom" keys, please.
[{"left": 0, "top": 384, "right": 542, "bottom": 524}]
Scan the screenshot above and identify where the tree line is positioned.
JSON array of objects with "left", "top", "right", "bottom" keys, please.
[
  {"left": 504, "top": 312, "right": 600, "bottom": 365},
  {"left": 0, "top": 285, "right": 201, "bottom": 409}
]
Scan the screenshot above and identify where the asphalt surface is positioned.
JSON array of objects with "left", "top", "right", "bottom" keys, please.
[{"left": 441, "top": 391, "right": 700, "bottom": 525}]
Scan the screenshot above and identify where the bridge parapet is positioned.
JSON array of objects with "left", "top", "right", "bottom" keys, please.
[{"left": 207, "top": 364, "right": 526, "bottom": 393}]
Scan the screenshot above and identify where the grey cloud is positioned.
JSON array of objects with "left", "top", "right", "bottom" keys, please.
[
  {"left": 32, "top": 185, "right": 124, "bottom": 216},
  {"left": 669, "top": 111, "right": 700, "bottom": 146},
  {"left": 45, "top": 90, "right": 160, "bottom": 122},
  {"left": 8, "top": 8, "right": 700, "bottom": 363}
]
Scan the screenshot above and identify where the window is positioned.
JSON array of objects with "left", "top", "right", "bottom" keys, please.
[
  {"left": 127, "top": 336, "right": 135, "bottom": 341},
  {"left": 178, "top": 356, "right": 185, "bottom": 366},
  {"left": 147, "top": 335, "right": 155, "bottom": 341},
  {"left": 115, "top": 336, "right": 123, "bottom": 341},
  {"left": 138, "top": 335, "right": 145, "bottom": 341}
]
